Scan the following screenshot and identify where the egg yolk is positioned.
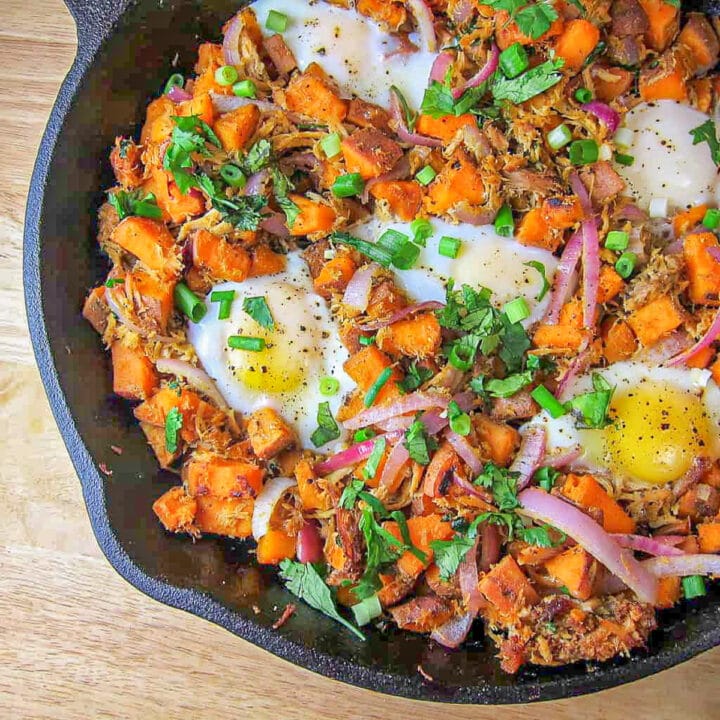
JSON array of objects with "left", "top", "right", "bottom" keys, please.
[{"left": 604, "top": 381, "right": 711, "bottom": 485}]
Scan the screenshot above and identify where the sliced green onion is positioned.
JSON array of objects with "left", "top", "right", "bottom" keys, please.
[
  {"left": 649, "top": 197, "right": 668, "bottom": 219},
  {"left": 614, "top": 127, "right": 633, "bottom": 149},
  {"left": 499, "top": 42, "right": 529, "bottom": 79},
  {"left": 220, "top": 164, "right": 247, "bottom": 188},
  {"left": 164, "top": 73, "right": 185, "bottom": 95},
  {"left": 174, "top": 283, "right": 207, "bottom": 323},
  {"left": 359, "top": 334, "right": 376, "bottom": 346},
  {"left": 351, "top": 593, "right": 382, "bottom": 626},
  {"left": 332, "top": 172, "right": 365, "bottom": 198},
  {"left": 232, "top": 79, "right": 257, "bottom": 98},
  {"left": 503, "top": 297, "right": 531, "bottom": 324},
  {"left": 377, "top": 229, "right": 409, "bottom": 255},
  {"left": 569, "top": 139, "right": 599, "bottom": 166},
  {"left": 218, "top": 300, "right": 233, "bottom": 320},
  {"left": 547, "top": 123, "right": 572, "bottom": 150},
  {"left": 494, "top": 204, "right": 514, "bottom": 237},
  {"left": 614, "top": 152, "right": 635, "bottom": 167},
  {"left": 320, "top": 131, "right": 342, "bottom": 158},
  {"left": 438, "top": 235, "right": 461, "bottom": 259},
  {"left": 531, "top": 384, "right": 566, "bottom": 419},
  {"left": 210, "top": 289, "right": 236, "bottom": 320},
  {"left": 215, "top": 65, "right": 239, "bottom": 86},
  {"left": 703, "top": 208, "right": 720, "bottom": 230},
  {"left": 392, "top": 241, "right": 421, "bottom": 270},
  {"left": 332, "top": 231, "right": 393, "bottom": 267},
  {"left": 364, "top": 367, "right": 392, "bottom": 407},
  {"left": 574, "top": 87, "right": 592, "bottom": 103},
  {"left": 448, "top": 401, "right": 472, "bottom": 436},
  {"left": 266, "top": 9, "right": 289, "bottom": 32},
  {"left": 410, "top": 218, "right": 432, "bottom": 246},
  {"left": 354, "top": 428, "right": 376, "bottom": 443},
  {"left": 449, "top": 343, "right": 475, "bottom": 371},
  {"left": 682, "top": 575, "right": 707, "bottom": 599},
  {"left": 605, "top": 230, "right": 629, "bottom": 251},
  {"left": 105, "top": 278, "right": 125, "bottom": 288},
  {"left": 320, "top": 376, "right": 341, "bottom": 396},
  {"left": 615, "top": 251, "right": 637, "bottom": 279},
  {"left": 228, "top": 335, "right": 266, "bottom": 352},
  {"left": 415, "top": 165, "right": 437, "bottom": 186}
]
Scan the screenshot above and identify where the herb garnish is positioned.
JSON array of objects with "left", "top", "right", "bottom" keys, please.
[
  {"left": 484, "top": 0, "right": 559, "bottom": 39},
  {"left": 108, "top": 189, "right": 162, "bottom": 221},
  {"left": 164, "top": 406, "right": 183, "bottom": 454},
  {"left": 403, "top": 419, "right": 437, "bottom": 465},
  {"left": 310, "top": 401, "right": 341, "bottom": 447},
  {"left": 491, "top": 58, "right": 565, "bottom": 104},
  {"left": 397, "top": 361, "right": 434, "bottom": 393},
  {"left": 164, "top": 115, "right": 221, "bottom": 194},
  {"left": 242, "top": 296, "right": 275, "bottom": 329},
  {"left": 690, "top": 119, "right": 720, "bottom": 166},
  {"left": 565, "top": 373, "right": 614, "bottom": 428}
]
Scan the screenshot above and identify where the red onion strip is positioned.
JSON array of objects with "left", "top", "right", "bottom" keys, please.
[
  {"left": 389, "top": 91, "right": 442, "bottom": 148},
  {"left": 211, "top": 92, "right": 279, "bottom": 115},
  {"left": 543, "top": 229, "right": 583, "bottom": 324},
  {"left": 445, "top": 430, "right": 482, "bottom": 475},
  {"left": 362, "top": 156, "right": 411, "bottom": 203},
  {"left": 611, "top": 534, "right": 686, "bottom": 557},
  {"left": 430, "top": 612, "right": 474, "bottom": 649},
  {"left": 379, "top": 439, "right": 411, "bottom": 489},
  {"left": 259, "top": 211, "right": 290, "bottom": 238},
  {"left": 407, "top": 0, "right": 437, "bottom": 52},
  {"left": 672, "top": 456, "right": 712, "bottom": 498},
  {"left": 222, "top": 12, "right": 243, "bottom": 66},
  {"left": 544, "top": 446, "right": 582, "bottom": 469},
  {"left": 511, "top": 427, "right": 546, "bottom": 490},
  {"left": 452, "top": 42, "right": 499, "bottom": 100},
  {"left": 639, "top": 330, "right": 692, "bottom": 363},
  {"left": 643, "top": 554, "right": 720, "bottom": 577},
  {"left": 429, "top": 51, "right": 454, "bottom": 84},
  {"left": 452, "top": 473, "right": 493, "bottom": 502},
  {"left": 582, "top": 100, "right": 621, "bottom": 134},
  {"left": 708, "top": 247, "right": 720, "bottom": 262},
  {"left": 667, "top": 307, "right": 720, "bottom": 367},
  {"left": 343, "top": 263, "right": 378, "bottom": 313},
  {"left": 342, "top": 392, "right": 449, "bottom": 431},
  {"left": 314, "top": 430, "right": 404, "bottom": 475},
  {"left": 480, "top": 522, "right": 502, "bottom": 571},
  {"left": 359, "top": 301, "right": 445, "bottom": 331},
  {"left": 167, "top": 86, "right": 193, "bottom": 103},
  {"left": 556, "top": 346, "right": 593, "bottom": 401},
  {"left": 297, "top": 521, "right": 324, "bottom": 564},
  {"left": 518, "top": 487, "right": 659, "bottom": 603}
]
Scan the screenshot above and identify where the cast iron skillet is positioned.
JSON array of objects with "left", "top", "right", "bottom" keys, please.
[{"left": 23, "top": 0, "right": 720, "bottom": 704}]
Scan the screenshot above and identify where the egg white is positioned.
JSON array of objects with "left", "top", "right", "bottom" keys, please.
[
  {"left": 251, "top": 0, "right": 436, "bottom": 108},
  {"left": 350, "top": 216, "right": 559, "bottom": 325},
  {"left": 187, "top": 252, "right": 354, "bottom": 450},
  {"left": 617, "top": 100, "right": 720, "bottom": 212}
]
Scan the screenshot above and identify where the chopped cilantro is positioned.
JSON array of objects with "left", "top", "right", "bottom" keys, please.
[
  {"left": 429, "top": 535, "right": 475, "bottom": 580},
  {"left": 485, "top": 370, "right": 533, "bottom": 398},
  {"left": 164, "top": 407, "right": 183, "bottom": 454},
  {"left": 339, "top": 479, "right": 365, "bottom": 509},
  {"left": 475, "top": 463, "right": 520, "bottom": 511},
  {"left": 363, "top": 436, "right": 387, "bottom": 480},
  {"left": 108, "top": 189, "right": 162, "bottom": 221},
  {"left": 397, "top": 361, "right": 434, "bottom": 393},
  {"left": 164, "top": 115, "right": 220, "bottom": 194},
  {"left": 565, "top": 373, "right": 614, "bottom": 428},
  {"left": 534, "top": 466, "right": 560, "bottom": 492},
  {"left": 492, "top": 58, "right": 564, "bottom": 104},
  {"left": 420, "top": 81, "right": 457, "bottom": 119},
  {"left": 403, "top": 420, "right": 437, "bottom": 465},
  {"left": 310, "top": 401, "right": 341, "bottom": 447},
  {"left": 517, "top": 524, "right": 565, "bottom": 548},
  {"left": 242, "top": 296, "right": 275, "bottom": 329},
  {"left": 484, "top": 0, "right": 558, "bottom": 39},
  {"left": 690, "top": 119, "right": 720, "bottom": 166},
  {"left": 242, "top": 138, "right": 274, "bottom": 174}
]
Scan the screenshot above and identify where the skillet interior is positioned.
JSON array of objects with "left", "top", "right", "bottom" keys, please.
[{"left": 23, "top": 0, "right": 720, "bottom": 703}]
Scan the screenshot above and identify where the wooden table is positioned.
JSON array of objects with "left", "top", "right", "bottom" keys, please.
[{"left": 2, "top": 1, "right": 720, "bottom": 717}]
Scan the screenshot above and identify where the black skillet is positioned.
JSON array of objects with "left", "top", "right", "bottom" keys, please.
[{"left": 23, "top": 0, "right": 720, "bottom": 704}]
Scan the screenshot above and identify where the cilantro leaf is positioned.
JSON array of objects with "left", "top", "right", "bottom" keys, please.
[
  {"left": 420, "top": 81, "right": 456, "bottom": 119},
  {"left": 242, "top": 138, "right": 273, "bottom": 174},
  {"left": 164, "top": 115, "right": 219, "bottom": 194},
  {"left": 534, "top": 466, "right": 560, "bottom": 492},
  {"left": 391, "top": 85, "right": 417, "bottom": 130},
  {"left": 524, "top": 260, "right": 550, "bottom": 301},
  {"left": 403, "top": 420, "right": 436, "bottom": 465},
  {"left": 517, "top": 524, "right": 566, "bottom": 548},
  {"left": 242, "top": 296, "right": 275, "bottom": 329},
  {"left": 279, "top": 559, "right": 366, "bottom": 640},
  {"left": 363, "top": 436, "right": 387, "bottom": 480},
  {"left": 355, "top": 505, "right": 403, "bottom": 599},
  {"left": 339, "top": 479, "right": 365, "bottom": 509},
  {"left": 277, "top": 195, "right": 301, "bottom": 228},
  {"left": 310, "top": 401, "right": 341, "bottom": 447},
  {"left": 491, "top": 58, "right": 564, "bottom": 104},
  {"left": 429, "top": 535, "right": 475, "bottom": 580},
  {"left": 389, "top": 510, "right": 428, "bottom": 564},
  {"left": 663, "top": 0, "right": 679, "bottom": 6},
  {"left": 164, "top": 406, "right": 183, "bottom": 454},
  {"left": 485, "top": 370, "right": 533, "bottom": 398},
  {"left": 565, "top": 373, "right": 614, "bottom": 428},
  {"left": 469, "top": 374, "right": 488, "bottom": 399},
  {"left": 108, "top": 189, "right": 162, "bottom": 221},
  {"left": 690, "top": 119, "right": 720, "bottom": 166},
  {"left": 513, "top": 1, "right": 558, "bottom": 39},
  {"left": 397, "top": 361, "right": 434, "bottom": 393},
  {"left": 499, "top": 315, "right": 531, "bottom": 373},
  {"left": 475, "top": 463, "right": 520, "bottom": 511}
]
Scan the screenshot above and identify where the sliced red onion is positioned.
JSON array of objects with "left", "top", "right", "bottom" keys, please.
[
  {"left": 314, "top": 430, "right": 404, "bottom": 475},
  {"left": 343, "top": 263, "right": 378, "bottom": 313},
  {"left": 614, "top": 202, "right": 648, "bottom": 223},
  {"left": 582, "top": 101, "right": 621, "bottom": 134},
  {"left": 211, "top": 92, "right": 279, "bottom": 115},
  {"left": 362, "top": 156, "right": 411, "bottom": 203},
  {"left": 297, "top": 521, "right": 324, "bottom": 563},
  {"left": 708, "top": 246, "right": 720, "bottom": 262},
  {"left": 167, "top": 86, "right": 193, "bottom": 103},
  {"left": 452, "top": 42, "right": 499, "bottom": 100},
  {"left": 374, "top": 415, "right": 415, "bottom": 432},
  {"left": 511, "top": 426, "right": 547, "bottom": 490},
  {"left": 667, "top": 307, "right": 720, "bottom": 367},
  {"left": 452, "top": 473, "right": 493, "bottom": 502},
  {"left": 389, "top": 90, "right": 442, "bottom": 148},
  {"left": 480, "top": 522, "right": 501, "bottom": 571},
  {"left": 581, "top": 218, "right": 601, "bottom": 329},
  {"left": 544, "top": 446, "right": 582, "bottom": 469},
  {"left": 672, "top": 456, "right": 712, "bottom": 498},
  {"left": 343, "top": 391, "right": 449, "bottom": 431},
  {"left": 556, "top": 346, "right": 593, "bottom": 401},
  {"left": 449, "top": 205, "right": 496, "bottom": 226},
  {"left": 252, "top": 476, "right": 297, "bottom": 540},
  {"left": 383, "top": 34, "right": 419, "bottom": 60},
  {"left": 407, "top": 0, "right": 437, "bottom": 53},
  {"left": 518, "top": 487, "right": 658, "bottom": 603},
  {"left": 430, "top": 611, "right": 474, "bottom": 649},
  {"left": 429, "top": 51, "right": 454, "bottom": 84},
  {"left": 243, "top": 168, "right": 271, "bottom": 196},
  {"left": 611, "top": 534, "right": 686, "bottom": 557},
  {"left": 664, "top": 239, "right": 684, "bottom": 255},
  {"left": 155, "top": 358, "right": 229, "bottom": 410},
  {"left": 222, "top": 12, "right": 243, "bottom": 66},
  {"left": 459, "top": 538, "right": 482, "bottom": 615},
  {"left": 379, "top": 439, "right": 411, "bottom": 489},
  {"left": 651, "top": 535, "right": 687, "bottom": 547},
  {"left": 445, "top": 430, "right": 482, "bottom": 475},
  {"left": 259, "top": 211, "right": 290, "bottom": 237},
  {"left": 450, "top": 0, "right": 474, "bottom": 24},
  {"left": 569, "top": 171, "right": 592, "bottom": 218},
  {"left": 358, "top": 301, "right": 445, "bottom": 331},
  {"left": 544, "top": 229, "right": 582, "bottom": 324},
  {"left": 643, "top": 554, "right": 720, "bottom": 577},
  {"left": 638, "top": 330, "right": 692, "bottom": 363}
]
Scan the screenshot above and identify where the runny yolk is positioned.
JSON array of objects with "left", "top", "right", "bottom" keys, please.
[{"left": 604, "top": 381, "right": 710, "bottom": 485}]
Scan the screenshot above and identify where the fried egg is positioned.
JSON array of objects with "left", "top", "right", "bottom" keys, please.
[
  {"left": 251, "top": 0, "right": 436, "bottom": 107},
  {"left": 617, "top": 100, "right": 720, "bottom": 211},
  {"left": 525, "top": 361, "right": 720, "bottom": 487},
  {"left": 351, "top": 216, "right": 559, "bottom": 325},
  {"left": 188, "top": 252, "right": 354, "bottom": 450}
]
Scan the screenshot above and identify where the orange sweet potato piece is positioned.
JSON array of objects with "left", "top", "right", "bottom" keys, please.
[
  {"left": 712, "top": 356, "right": 720, "bottom": 385},
  {"left": 376, "top": 312, "right": 442, "bottom": 359},
  {"left": 313, "top": 254, "right": 357, "bottom": 299},
  {"left": 561, "top": 474, "right": 636, "bottom": 533},
  {"left": 288, "top": 194, "right": 337, "bottom": 236},
  {"left": 474, "top": 415, "right": 520, "bottom": 467},
  {"left": 213, "top": 105, "right": 261, "bottom": 152},
  {"left": 370, "top": 181, "right": 423, "bottom": 221},
  {"left": 178, "top": 92, "right": 215, "bottom": 126},
  {"left": 655, "top": 576, "right": 682, "bottom": 608},
  {"left": 111, "top": 342, "right": 159, "bottom": 401},
  {"left": 422, "top": 441, "right": 460, "bottom": 497},
  {"left": 639, "top": 49, "right": 689, "bottom": 101},
  {"left": 367, "top": 278, "right": 407, "bottom": 319},
  {"left": 602, "top": 318, "right": 638, "bottom": 363},
  {"left": 388, "top": 596, "right": 454, "bottom": 632},
  {"left": 124, "top": 269, "right": 175, "bottom": 334},
  {"left": 678, "top": 13, "right": 720, "bottom": 75},
  {"left": 110, "top": 138, "right": 144, "bottom": 189},
  {"left": 673, "top": 204, "right": 708, "bottom": 237},
  {"left": 638, "top": 0, "right": 679, "bottom": 51},
  {"left": 516, "top": 207, "right": 560, "bottom": 251},
  {"left": 384, "top": 514, "right": 454, "bottom": 577},
  {"left": 686, "top": 345, "right": 714, "bottom": 369},
  {"left": 544, "top": 546, "right": 597, "bottom": 600},
  {"left": 479, "top": 555, "right": 540, "bottom": 615},
  {"left": 247, "top": 407, "right": 295, "bottom": 460},
  {"left": 141, "top": 423, "right": 180, "bottom": 469},
  {"left": 295, "top": 458, "right": 329, "bottom": 511},
  {"left": 250, "top": 244, "right": 286, "bottom": 277},
  {"left": 415, "top": 113, "right": 477, "bottom": 142},
  {"left": 559, "top": 298, "right": 583, "bottom": 329},
  {"left": 684, "top": 232, "right": 720, "bottom": 306},
  {"left": 153, "top": 486, "right": 197, "bottom": 533},
  {"left": 194, "top": 495, "right": 253, "bottom": 537},
  {"left": 341, "top": 128, "right": 403, "bottom": 180},
  {"left": 185, "top": 456, "right": 265, "bottom": 498},
  {"left": 284, "top": 72, "right": 348, "bottom": 125},
  {"left": 256, "top": 529, "right": 297, "bottom": 564},
  {"left": 597, "top": 265, "right": 625, "bottom": 304},
  {"left": 425, "top": 150, "right": 486, "bottom": 216},
  {"left": 357, "top": 0, "right": 407, "bottom": 31},
  {"left": 533, "top": 323, "right": 587, "bottom": 351},
  {"left": 343, "top": 345, "right": 403, "bottom": 405},
  {"left": 540, "top": 196, "right": 583, "bottom": 230},
  {"left": 111, "top": 216, "right": 178, "bottom": 276},
  {"left": 141, "top": 96, "right": 176, "bottom": 145},
  {"left": 346, "top": 98, "right": 391, "bottom": 131},
  {"left": 678, "top": 484, "right": 720, "bottom": 522},
  {"left": 83, "top": 286, "right": 108, "bottom": 335},
  {"left": 627, "top": 295, "right": 685, "bottom": 346},
  {"left": 143, "top": 168, "right": 207, "bottom": 225},
  {"left": 196, "top": 42, "right": 224, "bottom": 74},
  {"left": 698, "top": 523, "right": 720, "bottom": 553},
  {"left": 590, "top": 64, "right": 634, "bottom": 102},
  {"left": 554, "top": 19, "right": 601, "bottom": 72},
  {"left": 193, "top": 229, "right": 252, "bottom": 282},
  {"left": 495, "top": 9, "right": 564, "bottom": 50}
]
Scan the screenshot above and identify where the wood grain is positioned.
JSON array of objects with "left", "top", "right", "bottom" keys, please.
[{"left": 2, "top": 1, "right": 720, "bottom": 717}]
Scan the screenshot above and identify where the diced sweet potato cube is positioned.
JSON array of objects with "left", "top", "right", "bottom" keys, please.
[
  {"left": 415, "top": 113, "right": 477, "bottom": 142},
  {"left": 341, "top": 128, "right": 403, "bottom": 180},
  {"left": 213, "top": 105, "right": 260, "bottom": 152},
  {"left": 684, "top": 232, "right": 720, "bottom": 306},
  {"left": 153, "top": 486, "right": 197, "bottom": 533},
  {"left": 370, "top": 181, "right": 423, "bottom": 221},
  {"left": 627, "top": 295, "right": 685, "bottom": 347},
  {"left": 474, "top": 415, "right": 520, "bottom": 466},
  {"left": 295, "top": 458, "right": 329, "bottom": 511},
  {"left": 479, "top": 556, "right": 540, "bottom": 614},
  {"left": 194, "top": 496, "right": 254, "bottom": 537},
  {"left": 247, "top": 407, "right": 295, "bottom": 460},
  {"left": 256, "top": 529, "right": 296, "bottom": 564},
  {"left": 698, "top": 523, "right": 720, "bottom": 553},
  {"left": 376, "top": 312, "right": 442, "bottom": 359},
  {"left": 561, "top": 474, "right": 636, "bottom": 533},
  {"left": 111, "top": 341, "right": 159, "bottom": 401},
  {"left": 288, "top": 195, "right": 337, "bottom": 236},
  {"left": 313, "top": 254, "right": 357, "bottom": 299},
  {"left": 193, "top": 229, "right": 252, "bottom": 282},
  {"left": 544, "top": 546, "right": 597, "bottom": 600},
  {"left": 284, "top": 72, "right": 348, "bottom": 124},
  {"left": 185, "top": 456, "right": 265, "bottom": 498},
  {"left": 111, "top": 216, "right": 178, "bottom": 276}
]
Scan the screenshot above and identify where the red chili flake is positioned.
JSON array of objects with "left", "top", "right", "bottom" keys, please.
[
  {"left": 272, "top": 603, "right": 297, "bottom": 629},
  {"left": 417, "top": 665, "right": 434, "bottom": 682},
  {"left": 110, "top": 445, "right": 124, "bottom": 455},
  {"left": 99, "top": 463, "right": 113, "bottom": 477}
]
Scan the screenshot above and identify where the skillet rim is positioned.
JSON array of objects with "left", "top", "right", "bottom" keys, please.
[{"left": 22, "top": 0, "right": 720, "bottom": 704}]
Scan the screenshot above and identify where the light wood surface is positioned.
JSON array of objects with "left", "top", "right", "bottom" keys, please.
[{"left": 2, "top": 1, "right": 720, "bottom": 717}]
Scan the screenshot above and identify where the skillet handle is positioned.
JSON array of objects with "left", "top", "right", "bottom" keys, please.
[{"left": 63, "top": 0, "right": 128, "bottom": 57}]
